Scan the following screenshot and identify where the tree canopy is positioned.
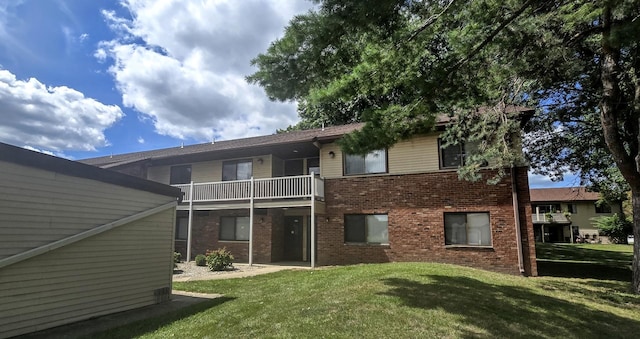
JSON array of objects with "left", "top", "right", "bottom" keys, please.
[{"left": 248, "top": 0, "right": 640, "bottom": 291}]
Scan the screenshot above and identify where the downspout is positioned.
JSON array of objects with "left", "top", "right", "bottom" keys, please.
[{"left": 511, "top": 167, "right": 526, "bottom": 274}]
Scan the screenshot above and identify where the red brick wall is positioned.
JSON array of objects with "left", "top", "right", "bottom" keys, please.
[
  {"left": 318, "top": 168, "right": 536, "bottom": 275},
  {"left": 515, "top": 167, "right": 538, "bottom": 276}
]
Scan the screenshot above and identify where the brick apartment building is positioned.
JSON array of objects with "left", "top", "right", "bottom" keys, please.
[{"left": 83, "top": 123, "right": 537, "bottom": 276}]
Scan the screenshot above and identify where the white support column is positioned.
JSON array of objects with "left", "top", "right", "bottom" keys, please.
[
  {"left": 310, "top": 174, "right": 316, "bottom": 268},
  {"left": 541, "top": 224, "right": 545, "bottom": 243},
  {"left": 249, "top": 176, "right": 255, "bottom": 266},
  {"left": 186, "top": 181, "right": 194, "bottom": 262}
]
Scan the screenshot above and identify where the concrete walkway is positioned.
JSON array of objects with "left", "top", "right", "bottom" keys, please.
[{"left": 23, "top": 264, "right": 308, "bottom": 338}]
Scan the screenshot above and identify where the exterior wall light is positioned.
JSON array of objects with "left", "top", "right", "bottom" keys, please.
[{"left": 328, "top": 151, "right": 335, "bottom": 158}]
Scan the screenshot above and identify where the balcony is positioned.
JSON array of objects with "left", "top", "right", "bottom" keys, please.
[
  {"left": 531, "top": 212, "right": 571, "bottom": 224},
  {"left": 173, "top": 174, "right": 324, "bottom": 204}
]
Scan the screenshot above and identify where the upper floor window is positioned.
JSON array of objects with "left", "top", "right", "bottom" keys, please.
[
  {"left": 223, "top": 159, "right": 252, "bottom": 181},
  {"left": 438, "top": 139, "right": 485, "bottom": 169},
  {"left": 344, "top": 214, "right": 388, "bottom": 244},
  {"left": 284, "top": 159, "right": 304, "bottom": 176},
  {"left": 170, "top": 165, "right": 192, "bottom": 184},
  {"left": 344, "top": 150, "right": 387, "bottom": 175},
  {"left": 533, "top": 204, "right": 561, "bottom": 214},
  {"left": 444, "top": 212, "right": 491, "bottom": 246},
  {"left": 307, "top": 157, "right": 320, "bottom": 175},
  {"left": 595, "top": 202, "right": 612, "bottom": 214},
  {"left": 566, "top": 204, "right": 577, "bottom": 214}
]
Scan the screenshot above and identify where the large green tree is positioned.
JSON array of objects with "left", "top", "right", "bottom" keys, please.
[{"left": 248, "top": 0, "right": 640, "bottom": 291}]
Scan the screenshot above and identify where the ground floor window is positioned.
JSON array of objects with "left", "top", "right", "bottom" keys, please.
[
  {"left": 444, "top": 212, "right": 491, "bottom": 246},
  {"left": 220, "top": 216, "right": 250, "bottom": 241},
  {"left": 175, "top": 212, "right": 188, "bottom": 240},
  {"left": 344, "top": 214, "right": 388, "bottom": 244}
]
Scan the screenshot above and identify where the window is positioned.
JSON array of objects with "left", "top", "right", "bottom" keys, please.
[
  {"left": 170, "top": 165, "right": 192, "bottom": 184},
  {"left": 219, "top": 216, "right": 250, "bottom": 241},
  {"left": 175, "top": 212, "right": 188, "bottom": 240},
  {"left": 344, "top": 214, "right": 388, "bottom": 244},
  {"left": 284, "top": 159, "right": 304, "bottom": 176},
  {"left": 307, "top": 157, "right": 320, "bottom": 175},
  {"left": 595, "top": 203, "right": 612, "bottom": 214},
  {"left": 566, "top": 204, "right": 577, "bottom": 214},
  {"left": 222, "top": 160, "right": 252, "bottom": 181},
  {"left": 532, "top": 204, "right": 561, "bottom": 214},
  {"left": 439, "top": 139, "right": 484, "bottom": 169},
  {"left": 344, "top": 150, "right": 387, "bottom": 175},
  {"left": 444, "top": 213, "right": 491, "bottom": 246}
]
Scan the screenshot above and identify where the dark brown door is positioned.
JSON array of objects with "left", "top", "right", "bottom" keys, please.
[{"left": 284, "top": 216, "right": 303, "bottom": 261}]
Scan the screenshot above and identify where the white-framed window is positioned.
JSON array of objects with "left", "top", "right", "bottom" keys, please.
[
  {"left": 344, "top": 149, "right": 387, "bottom": 175},
  {"left": 444, "top": 212, "right": 491, "bottom": 246},
  {"left": 438, "top": 139, "right": 484, "bottom": 169},
  {"left": 220, "top": 216, "right": 250, "bottom": 241},
  {"left": 344, "top": 214, "right": 389, "bottom": 244},
  {"left": 222, "top": 159, "right": 252, "bottom": 181}
]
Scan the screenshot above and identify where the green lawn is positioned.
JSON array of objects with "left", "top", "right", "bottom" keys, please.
[
  {"left": 92, "top": 261, "right": 640, "bottom": 338},
  {"left": 536, "top": 243, "right": 633, "bottom": 281}
]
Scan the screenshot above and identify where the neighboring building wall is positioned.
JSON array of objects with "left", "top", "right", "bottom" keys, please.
[
  {"left": 569, "top": 201, "right": 620, "bottom": 239},
  {"left": 0, "top": 160, "right": 176, "bottom": 338},
  {"left": 0, "top": 210, "right": 174, "bottom": 338},
  {"left": 0, "top": 161, "right": 173, "bottom": 260},
  {"left": 317, "top": 168, "right": 537, "bottom": 276}
]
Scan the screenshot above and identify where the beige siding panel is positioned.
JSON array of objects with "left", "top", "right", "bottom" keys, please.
[
  {"left": 147, "top": 165, "right": 170, "bottom": 184},
  {"left": 320, "top": 143, "right": 343, "bottom": 178},
  {"left": 388, "top": 135, "right": 440, "bottom": 174},
  {"left": 566, "top": 201, "right": 621, "bottom": 237},
  {"left": 192, "top": 160, "right": 219, "bottom": 182},
  {"left": 0, "top": 209, "right": 174, "bottom": 338},
  {"left": 253, "top": 155, "right": 272, "bottom": 179}
]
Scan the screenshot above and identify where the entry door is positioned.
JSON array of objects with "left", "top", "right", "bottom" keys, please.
[{"left": 284, "top": 216, "right": 303, "bottom": 261}]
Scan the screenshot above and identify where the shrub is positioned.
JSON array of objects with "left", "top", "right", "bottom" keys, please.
[
  {"left": 206, "top": 248, "right": 234, "bottom": 271},
  {"left": 173, "top": 252, "right": 182, "bottom": 268},
  {"left": 195, "top": 254, "right": 207, "bottom": 267},
  {"left": 594, "top": 213, "right": 633, "bottom": 244}
]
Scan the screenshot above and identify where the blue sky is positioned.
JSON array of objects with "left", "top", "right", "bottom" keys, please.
[{"left": 0, "top": 0, "right": 575, "bottom": 188}]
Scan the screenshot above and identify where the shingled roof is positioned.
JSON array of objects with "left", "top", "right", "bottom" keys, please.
[
  {"left": 81, "top": 123, "right": 364, "bottom": 167},
  {"left": 529, "top": 187, "right": 601, "bottom": 202}
]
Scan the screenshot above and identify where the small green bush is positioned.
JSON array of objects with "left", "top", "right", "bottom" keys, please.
[
  {"left": 195, "top": 254, "right": 207, "bottom": 267},
  {"left": 206, "top": 248, "right": 234, "bottom": 271},
  {"left": 594, "top": 213, "right": 633, "bottom": 244}
]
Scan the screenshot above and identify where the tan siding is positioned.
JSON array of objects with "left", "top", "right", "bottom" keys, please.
[
  {"left": 253, "top": 155, "right": 272, "bottom": 178},
  {"left": 320, "top": 143, "right": 343, "bottom": 178},
  {"left": 0, "top": 208, "right": 174, "bottom": 338},
  {"left": 321, "top": 134, "right": 441, "bottom": 178},
  {"left": 0, "top": 162, "right": 172, "bottom": 260},
  {"left": 147, "top": 165, "right": 170, "bottom": 184},
  {"left": 388, "top": 135, "right": 440, "bottom": 173},
  {"left": 192, "top": 160, "right": 219, "bottom": 182},
  {"left": 566, "top": 201, "right": 621, "bottom": 236}
]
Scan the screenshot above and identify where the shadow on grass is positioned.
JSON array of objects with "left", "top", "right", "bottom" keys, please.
[
  {"left": 86, "top": 297, "right": 234, "bottom": 339},
  {"left": 381, "top": 275, "right": 640, "bottom": 339},
  {"left": 537, "top": 260, "right": 632, "bottom": 281},
  {"left": 536, "top": 243, "right": 632, "bottom": 268}
]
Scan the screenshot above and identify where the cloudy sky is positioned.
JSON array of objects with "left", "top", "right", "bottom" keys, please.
[{"left": 0, "top": 0, "right": 572, "bottom": 188}]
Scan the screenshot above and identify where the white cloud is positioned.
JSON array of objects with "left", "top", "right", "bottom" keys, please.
[
  {"left": 0, "top": 69, "right": 124, "bottom": 152},
  {"left": 98, "top": 0, "right": 313, "bottom": 141},
  {"left": 79, "top": 33, "right": 89, "bottom": 42},
  {"left": 137, "top": 136, "right": 144, "bottom": 144},
  {"left": 528, "top": 170, "right": 582, "bottom": 189},
  {"left": 22, "top": 145, "right": 71, "bottom": 159}
]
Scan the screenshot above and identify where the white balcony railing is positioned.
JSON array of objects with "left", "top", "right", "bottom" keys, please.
[
  {"left": 174, "top": 174, "right": 324, "bottom": 203},
  {"left": 531, "top": 212, "right": 571, "bottom": 224}
]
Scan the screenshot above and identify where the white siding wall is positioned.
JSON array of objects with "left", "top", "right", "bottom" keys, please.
[
  {"left": 0, "top": 209, "right": 175, "bottom": 338},
  {"left": 0, "top": 162, "right": 172, "bottom": 259}
]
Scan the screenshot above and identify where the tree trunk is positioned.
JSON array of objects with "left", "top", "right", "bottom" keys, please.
[{"left": 633, "top": 190, "right": 640, "bottom": 294}]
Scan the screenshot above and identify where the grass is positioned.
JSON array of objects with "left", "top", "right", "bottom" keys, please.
[
  {"left": 536, "top": 243, "right": 633, "bottom": 281},
  {"left": 91, "top": 259, "right": 640, "bottom": 338}
]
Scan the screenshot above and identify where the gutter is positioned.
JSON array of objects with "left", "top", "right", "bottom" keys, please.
[
  {"left": 0, "top": 201, "right": 177, "bottom": 269},
  {"left": 511, "top": 167, "right": 526, "bottom": 274}
]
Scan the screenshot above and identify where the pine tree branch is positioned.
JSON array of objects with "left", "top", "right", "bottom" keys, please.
[
  {"left": 449, "top": 0, "right": 538, "bottom": 73},
  {"left": 406, "top": 0, "right": 456, "bottom": 42}
]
